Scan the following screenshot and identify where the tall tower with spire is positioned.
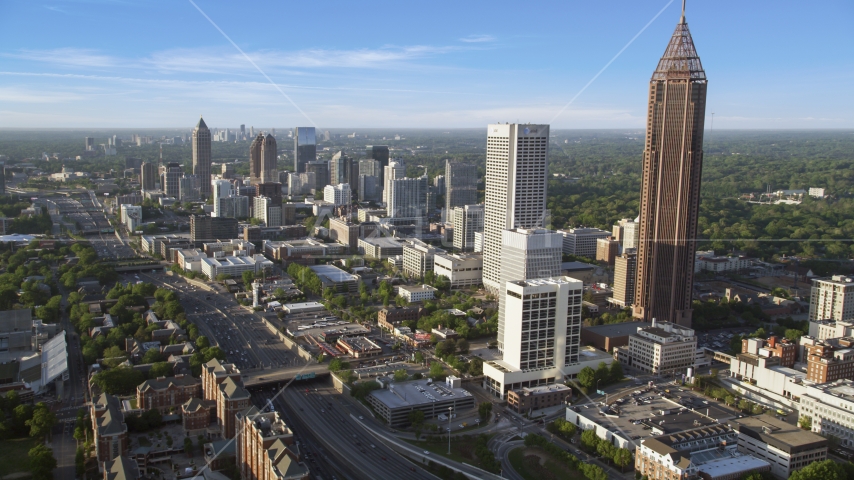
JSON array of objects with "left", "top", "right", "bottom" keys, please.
[
  {"left": 192, "top": 116, "right": 212, "bottom": 197},
  {"left": 633, "top": 1, "right": 707, "bottom": 328}
]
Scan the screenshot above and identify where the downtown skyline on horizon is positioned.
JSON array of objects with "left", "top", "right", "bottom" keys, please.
[{"left": 0, "top": 0, "right": 851, "bottom": 130}]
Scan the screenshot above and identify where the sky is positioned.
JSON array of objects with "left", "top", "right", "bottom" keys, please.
[{"left": 0, "top": 0, "right": 852, "bottom": 130}]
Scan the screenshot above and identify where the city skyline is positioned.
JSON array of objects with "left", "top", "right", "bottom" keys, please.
[{"left": 0, "top": 1, "right": 851, "bottom": 129}]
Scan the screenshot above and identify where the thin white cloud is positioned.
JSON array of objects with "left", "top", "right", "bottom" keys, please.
[
  {"left": 459, "top": 34, "right": 496, "bottom": 43},
  {"left": 3, "top": 48, "right": 117, "bottom": 68}
]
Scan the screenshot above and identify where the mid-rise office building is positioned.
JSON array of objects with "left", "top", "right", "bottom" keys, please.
[
  {"left": 633, "top": 8, "right": 708, "bottom": 327},
  {"left": 809, "top": 275, "right": 854, "bottom": 322},
  {"left": 120, "top": 204, "right": 142, "bottom": 232},
  {"left": 359, "top": 158, "right": 381, "bottom": 178},
  {"left": 483, "top": 124, "right": 550, "bottom": 296},
  {"left": 212, "top": 179, "right": 233, "bottom": 200},
  {"left": 730, "top": 416, "right": 827, "bottom": 479},
  {"left": 617, "top": 321, "right": 697, "bottom": 375},
  {"left": 323, "top": 183, "right": 351, "bottom": 206},
  {"left": 140, "top": 162, "right": 157, "bottom": 191},
  {"left": 445, "top": 160, "right": 478, "bottom": 223},
  {"left": 161, "top": 162, "right": 183, "bottom": 198},
  {"left": 254, "top": 196, "right": 282, "bottom": 227},
  {"left": 305, "top": 160, "right": 329, "bottom": 193},
  {"left": 190, "top": 215, "right": 238, "bottom": 247},
  {"left": 179, "top": 175, "right": 199, "bottom": 201},
  {"left": 214, "top": 196, "right": 250, "bottom": 219},
  {"left": 294, "top": 127, "right": 316, "bottom": 173},
  {"left": 287, "top": 172, "right": 316, "bottom": 196},
  {"left": 330, "top": 151, "right": 356, "bottom": 187},
  {"left": 613, "top": 217, "right": 639, "bottom": 250},
  {"left": 483, "top": 277, "right": 584, "bottom": 398},
  {"left": 358, "top": 175, "right": 380, "bottom": 202},
  {"left": 402, "top": 240, "right": 444, "bottom": 279},
  {"left": 557, "top": 227, "right": 610, "bottom": 258},
  {"left": 452, "top": 204, "right": 484, "bottom": 251},
  {"left": 433, "top": 252, "right": 483, "bottom": 289},
  {"left": 596, "top": 237, "right": 620, "bottom": 265},
  {"left": 610, "top": 250, "right": 637, "bottom": 308},
  {"left": 192, "top": 116, "right": 212, "bottom": 197},
  {"left": 497, "top": 228, "right": 563, "bottom": 352}
]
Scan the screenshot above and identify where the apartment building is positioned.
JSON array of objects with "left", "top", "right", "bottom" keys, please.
[
  {"left": 810, "top": 276, "right": 854, "bottom": 322},
  {"left": 135, "top": 375, "right": 202, "bottom": 412},
  {"left": 236, "top": 407, "right": 308, "bottom": 480},
  {"left": 217, "top": 376, "right": 251, "bottom": 439},
  {"left": 91, "top": 393, "right": 129, "bottom": 465},
  {"left": 201, "top": 358, "right": 241, "bottom": 402},
  {"left": 804, "top": 342, "right": 854, "bottom": 383},
  {"left": 377, "top": 306, "right": 423, "bottom": 331},
  {"left": 741, "top": 336, "right": 797, "bottom": 368},
  {"left": 595, "top": 237, "right": 620, "bottom": 265}
]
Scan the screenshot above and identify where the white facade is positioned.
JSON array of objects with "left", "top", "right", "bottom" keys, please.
[
  {"left": 473, "top": 232, "right": 484, "bottom": 253},
  {"left": 732, "top": 417, "right": 827, "bottom": 479},
  {"left": 387, "top": 175, "right": 428, "bottom": 220},
  {"left": 626, "top": 321, "right": 697, "bottom": 375},
  {"left": 482, "top": 124, "right": 550, "bottom": 295},
  {"left": 200, "top": 253, "right": 273, "bottom": 279},
  {"left": 212, "top": 180, "right": 233, "bottom": 200},
  {"left": 483, "top": 276, "right": 592, "bottom": 399},
  {"left": 694, "top": 251, "right": 752, "bottom": 273},
  {"left": 452, "top": 204, "right": 484, "bottom": 251},
  {"left": 214, "top": 196, "right": 249, "bottom": 219},
  {"left": 402, "top": 241, "right": 443, "bottom": 279},
  {"left": 433, "top": 253, "right": 483, "bottom": 289},
  {"left": 323, "top": 183, "right": 351, "bottom": 206},
  {"left": 398, "top": 285, "right": 437, "bottom": 303},
  {"left": 120, "top": 204, "right": 142, "bottom": 232},
  {"left": 809, "top": 187, "right": 826, "bottom": 198},
  {"left": 253, "top": 196, "right": 281, "bottom": 227},
  {"left": 497, "top": 228, "right": 563, "bottom": 351},
  {"left": 382, "top": 160, "right": 406, "bottom": 205},
  {"left": 557, "top": 227, "right": 611, "bottom": 258},
  {"left": 809, "top": 276, "right": 854, "bottom": 322}
]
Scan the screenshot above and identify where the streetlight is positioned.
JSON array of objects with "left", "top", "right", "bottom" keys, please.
[{"left": 448, "top": 407, "right": 453, "bottom": 455}]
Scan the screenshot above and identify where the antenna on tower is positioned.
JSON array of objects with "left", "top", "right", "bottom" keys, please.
[{"left": 681, "top": 0, "right": 686, "bottom": 23}]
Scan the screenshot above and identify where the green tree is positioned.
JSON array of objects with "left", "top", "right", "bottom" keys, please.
[
  {"left": 242, "top": 270, "right": 255, "bottom": 285},
  {"left": 789, "top": 459, "right": 845, "bottom": 480},
  {"left": 456, "top": 339, "right": 470, "bottom": 354},
  {"left": 195, "top": 335, "right": 210, "bottom": 349},
  {"left": 91, "top": 366, "right": 145, "bottom": 395},
  {"left": 149, "top": 362, "right": 173, "bottom": 378},
  {"left": 785, "top": 329, "right": 804, "bottom": 342},
  {"left": 393, "top": 369, "right": 409, "bottom": 382},
  {"left": 577, "top": 366, "right": 596, "bottom": 389},
  {"left": 429, "top": 362, "right": 445, "bottom": 380},
  {"left": 184, "top": 437, "right": 193, "bottom": 456},
  {"left": 468, "top": 357, "right": 483, "bottom": 376},
  {"left": 478, "top": 402, "right": 493, "bottom": 421},
  {"left": 580, "top": 429, "right": 600, "bottom": 452},
  {"left": 26, "top": 402, "right": 57, "bottom": 438},
  {"left": 613, "top": 448, "right": 633, "bottom": 472},
  {"left": 609, "top": 361, "right": 624, "bottom": 383},
  {"left": 28, "top": 444, "right": 57, "bottom": 480},
  {"left": 408, "top": 410, "right": 425, "bottom": 427},
  {"left": 799, "top": 415, "right": 812, "bottom": 430},
  {"left": 414, "top": 352, "right": 425, "bottom": 364}
]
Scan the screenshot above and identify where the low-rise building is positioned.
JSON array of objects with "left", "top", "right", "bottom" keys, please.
[
  {"left": 366, "top": 379, "right": 476, "bottom": 427},
  {"left": 557, "top": 227, "right": 611, "bottom": 258},
  {"left": 741, "top": 336, "right": 797, "bottom": 368},
  {"left": 580, "top": 321, "right": 650, "bottom": 353},
  {"left": 617, "top": 320, "right": 697, "bottom": 376},
  {"left": 377, "top": 307, "right": 423, "bottom": 331},
  {"left": 202, "top": 239, "right": 255, "bottom": 257},
  {"left": 336, "top": 336, "right": 382, "bottom": 358},
  {"left": 263, "top": 238, "right": 344, "bottom": 265},
  {"left": 181, "top": 398, "right": 214, "bottom": 433},
  {"left": 433, "top": 252, "right": 483, "bottom": 289},
  {"left": 200, "top": 253, "right": 273, "bottom": 279},
  {"left": 402, "top": 240, "right": 444, "bottom": 279},
  {"left": 398, "top": 284, "right": 437, "bottom": 303},
  {"left": 358, "top": 237, "right": 403, "bottom": 259},
  {"left": 309, "top": 264, "right": 360, "bottom": 295},
  {"left": 800, "top": 379, "right": 854, "bottom": 449},
  {"left": 507, "top": 384, "right": 571, "bottom": 414},
  {"left": 693, "top": 250, "right": 752, "bottom": 273},
  {"left": 730, "top": 416, "right": 827, "bottom": 479}
]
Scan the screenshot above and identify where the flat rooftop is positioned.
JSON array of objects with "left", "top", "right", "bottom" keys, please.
[
  {"left": 369, "top": 379, "right": 474, "bottom": 409},
  {"left": 339, "top": 336, "right": 381, "bottom": 351},
  {"left": 696, "top": 452, "right": 770, "bottom": 477},
  {"left": 729, "top": 416, "right": 827, "bottom": 451},
  {"left": 359, "top": 237, "right": 402, "bottom": 248},
  {"left": 310, "top": 264, "right": 358, "bottom": 283},
  {"left": 582, "top": 322, "right": 651, "bottom": 338}
]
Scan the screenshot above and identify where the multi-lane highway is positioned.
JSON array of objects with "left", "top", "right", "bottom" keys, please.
[
  {"left": 252, "top": 381, "right": 436, "bottom": 480},
  {"left": 137, "top": 272, "right": 304, "bottom": 372}
]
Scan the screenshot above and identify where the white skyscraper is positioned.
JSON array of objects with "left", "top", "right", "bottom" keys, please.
[
  {"left": 383, "top": 160, "right": 406, "bottom": 204},
  {"left": 496, "top": 228, "right": 563, "bottom": 351},
  {"left": 212, "top": 180, "right": 234, "bottom": 217},
  {"left": 253, "top": 196, "right": 282, "bottom": 227},
  {"left": 482, "top": 124, "right": 550, "bottom": 295},
  {"left": 387, "top": 175, "right": 428, "bottom": 221}
]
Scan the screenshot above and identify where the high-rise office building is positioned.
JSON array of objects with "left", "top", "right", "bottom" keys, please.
[
  {"left": 633, "top": 6, "right": 707, "bottom": 327},
  {"left": 614, "top": 217, "right": 640, "bottom": 250},
  {"left": 249, "top": 133, "right": 263, "bottom": 184},
  {"left": 260, "top": 133, "right": 277, "bottom": 183},
  {"left": 212, "top": 180, "right": 233, "bottom": 202},
  {"left": 387, "top": 175, "right": 428, "bottom": 221},
  {"left": 253, "top": 196, "right": 282, "bottom": 227},
  {"left": 330, "top": 151, "right": 354, "bottom": 186},
  {"left": 358, "top": 175, "right": 380, "bottom": 203},
  {"left": 452, "top": 204, "right": 484, "bottom": 251},
  {"left": 323, "top": 183, "right": 351, "bottom": 206},
  {"left": 445, "top": 160, "right": 478, "bottom": 224},
  {"left": 433, "top": 175, "right": 445, "bottom": 195},
  {"left": 140, "top": 162, "right": 157, "bottom": 191},
  {"left": 366, "top": 145, "right": 390, "bottom": 186},
  {"left": 359, "top": 159, "right": 381, "bottom": 178},
  {"left": 179, "top": 175, "right": 200, "bottom": 201},
  {"left": 383, "top": 160, "right": 406, "bottom": 205},
  {"left": 192, "top": 117, "right": 212, "bottom": 197},
  {"left": 294, "top": 127, "right": 316, "bottom": 173},
  {"left": 240, "top": 124, "right": 245, "bottom": 138},
  {"left": 162, "top": 162, "right": 183, "bottom": 198},
  {"left": 496, "top": 228, "right": 563, "bottom": 351},
  {"left": 482, "top": 124, "right": 550, "bottom": 295},
  {"left": 612, "top": 251, "right": 638, "bottom": 308},
  {"left": 85, "top": 137, "right": 95, "bottom": 151},
  {"left": 306, "top": 160, "right": 329, "bottom": 194}
]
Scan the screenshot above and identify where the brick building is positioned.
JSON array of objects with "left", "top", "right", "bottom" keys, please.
[
  {"left": 236, "top": 407, "right": 309, "bottom": 480},
  {"left": 741, "top": 336, "right": 797, "bottom": 368},
  {"left": 181, "top": 398, "right": 215, "bottom": 433},
  {"left": 377, "top": 306, "right": 423, "bottom": 331},
  {"left": 136, "top": 375, "right": 202, "bottom": 412},
  {"left": 218, "top": 376, "right": 251, "bottom": 438},
  {"left": 201, "top": 359, "right": 241, "bottom": 402},
  {"left": 506, "top": 384, "right": 571, "bottom": 413},
  {"left": 805, "top": 342, "right": 854, "bottom": 383},
  {"left": 91, "top": 393, "right": 129, "bottom": 466}
]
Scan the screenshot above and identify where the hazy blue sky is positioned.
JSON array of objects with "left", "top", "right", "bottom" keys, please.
[{"left": 0, "top": 0, "right": 851, "bottom": 129}]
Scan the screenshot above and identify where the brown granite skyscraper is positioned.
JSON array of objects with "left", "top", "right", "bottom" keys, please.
[{"left": 633, "top": 4, "right": 707, "bottom": 327}]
